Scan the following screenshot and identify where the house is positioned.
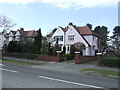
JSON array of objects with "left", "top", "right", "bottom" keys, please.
[
  {"left": 4, "top": 28, "right": 38, "bottom": 45},
  {"left": 0, "top": 32, "right": 4, "bottom": 50},
  {"left": 48, "top": 22, "right": 101, "bottom": 56}
]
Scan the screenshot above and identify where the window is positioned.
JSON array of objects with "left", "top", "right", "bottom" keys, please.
[
  {"left": 93, "top": 45, "right": 95, "bottom": 50},
  {"left": 54, "top": 36, "right": 63, "bottom": 41},
  {"left": 58, "top": 44, "right": 63, "bottom": 51},
  {"left": 68, "top": 35, "right": 74, "bottom": 41}
]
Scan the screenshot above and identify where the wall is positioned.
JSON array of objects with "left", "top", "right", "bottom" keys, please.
[
  {"left": 83, "top": 35, "right": 98, "bottom": 56},
  {"left": 15, "top": 31, "right": 21, "bottom": 41},
  {"left": 36, "top": 55, "right": 59, "bottom": 62},
  {"left": 65, "top": 25, "right": 90, "bottom": 55},
  {"left": 51, "top": 27, "right": 64, "bottom": 46},
  {"left": 3, "top": 53, "right": 26, "bottom": 58},
  {"left": 75, "top": 52, "right": 97, "bottom": 64},
  {"left": 4, "top": 53, "right": 62, "bottom": 62},
  {"left": 65, "top": 25, "right": 89, "bottom": 47}
]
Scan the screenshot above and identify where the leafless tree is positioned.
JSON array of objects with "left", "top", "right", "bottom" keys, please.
[{"left": 0, "top": 15, "right": 16, "bottom": 33}]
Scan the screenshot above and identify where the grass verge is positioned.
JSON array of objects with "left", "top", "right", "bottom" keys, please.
[
  {"left": 2, "top": 58, "right": 45, "bottom": 66},
  {"left": 80, "top": 68, "right": 120, "bottom": 79}
]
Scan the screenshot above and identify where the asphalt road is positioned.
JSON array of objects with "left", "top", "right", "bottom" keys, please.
[{"left": 1, "top": 62, "right": 119, "bottom": 89}]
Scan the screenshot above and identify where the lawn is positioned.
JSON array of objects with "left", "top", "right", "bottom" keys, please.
[
  {"left": 2, "top": 58, "right": 45, "bottom": 66},
  {"left": 80, "top": 68, "right": 120, "bottom": 79}
]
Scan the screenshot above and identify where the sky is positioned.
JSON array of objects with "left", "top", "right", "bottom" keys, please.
[{"left": 0, "top": 0, "right": 119, "bottom": 36}]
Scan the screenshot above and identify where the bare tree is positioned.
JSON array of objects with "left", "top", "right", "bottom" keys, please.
[{"left": 0, "top": 15, "right": 16, "bottom": 33}]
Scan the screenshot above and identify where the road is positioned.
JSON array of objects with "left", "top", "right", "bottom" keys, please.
[{"left": 1, "top": 62, "right": 119, "bottom": 89}]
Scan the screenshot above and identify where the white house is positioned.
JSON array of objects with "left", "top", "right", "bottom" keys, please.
[
  {"left": 0, "top": 32, "right": 4, "bottom": 50},
  {"left": 4, "top": 28, "right": 38, "bottom": 44},
  {"left": 49, "top": 22, "right": 101, "bottom": 56}
]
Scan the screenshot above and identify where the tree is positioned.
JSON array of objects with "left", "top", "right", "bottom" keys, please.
[
  {"left": 94, "top": 26, "right": 109, "bottom": 50},
  {"left": 7, "top": 41, "right": 17, "bottom": 52},
  {"left": 86, "top": 23, "right": 92, "bottom": 30},
  {"left": 111, "top": 26, "right": 120, "bottom": 55},
  {"left": 52, "top": 28, "right": 57, "bottom": 33},
  {"left": 34, "top": 28, "right": 42, "bottom": 54},
  {"left": 52, "top": 38, "right": 60, "bottom": 55},
  {"left": 0, "top": 15, "right": 16, "bottom": 33}
]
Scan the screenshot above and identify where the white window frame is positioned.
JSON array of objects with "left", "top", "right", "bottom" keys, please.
[{"left": 68, "top": 35, "right": 74, "bottom": 41}]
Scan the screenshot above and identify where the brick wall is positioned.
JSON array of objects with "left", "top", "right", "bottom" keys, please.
[
  {"left": 36, "top": 51, "right": 62, "bottom": 62},
  {"left": 75, "top": 52, "right": 97, "bottom": 64},
  {"left": 3, "top": 53, "right": 26, "bottom": 58},
  {"left": 36, "top": 55, "right": 58, "bottom": 62}
]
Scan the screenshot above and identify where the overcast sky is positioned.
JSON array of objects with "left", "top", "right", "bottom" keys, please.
[{"left": 0, "top": 0, "right": 118, "bottom": 36}]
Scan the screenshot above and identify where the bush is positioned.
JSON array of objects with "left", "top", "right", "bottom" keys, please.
[
  {"left": 70, "top": 45, "right": 75, "bottom": 57},
  {"left": 24, "top": 53, "right": 39, "bottom": 59},
  {"left": 64, "top": 54, "right": 74, "bottom": 60},
  {"left": 101, "top": 57, "right": 120, "bottom": 67}
]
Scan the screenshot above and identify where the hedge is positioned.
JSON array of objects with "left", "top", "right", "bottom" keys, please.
[
  {"left": 65, "top": 54, "right": 74, "bottom": 60},
  {"left": 24, "top": 53, "right": 39, "bottom": 59},
  {"left": 101, "top": 57, "right": 120, "bottom": 67}
]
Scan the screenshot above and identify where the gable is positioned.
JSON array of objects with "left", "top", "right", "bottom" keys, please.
[
  {"left": 9, "top": 31, "right": 14, "bottom": 37},
  {"left": 66, "top": 25, "right": 90, "bottom": 47},
  {"left": 51, "top": 27, "right": 64, "bottom": 38},
  {"left": 15, "top": 31, "right": 21, "bottom": 36}
]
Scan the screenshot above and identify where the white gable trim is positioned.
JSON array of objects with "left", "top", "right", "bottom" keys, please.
[
  {"left": 9, "top": 31, "right": 14, "bottom": 37},
  {"left": 15, "top": 31, "right": 21, "bottom": 36}
]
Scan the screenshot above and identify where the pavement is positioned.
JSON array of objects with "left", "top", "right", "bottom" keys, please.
[{"left": 3, "top": 57, "right": 119, "bottom": 74}]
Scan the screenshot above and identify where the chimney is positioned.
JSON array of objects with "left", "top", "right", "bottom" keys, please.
[
  {"left": 69, "top": 22, "right": 73, "bottom": 25},
  {"left": 20, "top": 28, "right": 24, "bottom": 31}
]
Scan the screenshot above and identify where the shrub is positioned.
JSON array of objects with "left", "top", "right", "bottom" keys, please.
[
  {"left": 62, "top": 46, "right": 66, "bottom": 55},
  {"left": 25, "top": 53, "right": 39, "bottom": 59},
  {"left": 101, "top": 57, "right": 120, "bottom": 67},
  {"left": 65, "top": 54, "right": 74, "bottom": 60},
  {"left": 70, "top": 45, "right": 75, "bottom": 57}
]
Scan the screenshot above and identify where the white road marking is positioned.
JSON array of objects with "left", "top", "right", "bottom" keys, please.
[
  {"left": 0, "top": 68, "right": 18, "bottom": 73},
  {"left": 38, "top": 75, "right": 105, "bottom": 89}
]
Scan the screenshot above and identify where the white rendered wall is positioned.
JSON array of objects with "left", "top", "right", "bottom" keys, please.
[
  {"left": 83, "top": 35, "right": 98, "bottom": 55},
  {"left": 15, "top": 31, "right": 21, "bottom": 41},
  {"left": 51, "top": 27, "right": 65, "bottom": 47},
  {"left": 8, "top": 32, "right": 14, "bottom": 41},
  {"left": 65, "top": 25, "right": 90, "bottom": 55},
  {"left": 65, "top": 26, "right": 89, "bottom": 47}
]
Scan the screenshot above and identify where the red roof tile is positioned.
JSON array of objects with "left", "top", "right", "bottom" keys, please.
[
  {"left": 77, "top": 26, "right": 93, "bottom": 35},
  {"left": 26, "top": 30, "right": 35, "bottom": 37},
  {"left": 60, "top": 27, "right": 67, "bottom": 32}
]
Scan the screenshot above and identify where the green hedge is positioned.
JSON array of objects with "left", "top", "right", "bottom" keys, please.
[
  {"left": 101, "top": 57, "right": 120, "bottom": 67},
  {"left": 24, "top": 53, "right": 39, "bottom": 59},
  {"left": 64, "top": 54, "right": 74, "bottom": 60}
]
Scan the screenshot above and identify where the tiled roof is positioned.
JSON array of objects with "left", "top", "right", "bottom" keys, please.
[
  {"left": 48, "top": 25, "right": 93, "bottom": 37},
  {"left": 60, "top": 27, "right": 67, "bottom": 32},
  {"left": 77, "top": 26, "right": 93, "bottom": 35},
  {"left": 47, "top": 32, "right": 54, "bottom": 37},
  {"left": 9, "top": 29, "right": 38, "bottom": 37},
  {"left": 19, "top": 29, "right": 26, "bottom": 37},
  {"left": 25, "top": 30, "right": 35, "bottom": 37},
  {"left": 32, "top": 30, "right": 38, "bottom": 37}
]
